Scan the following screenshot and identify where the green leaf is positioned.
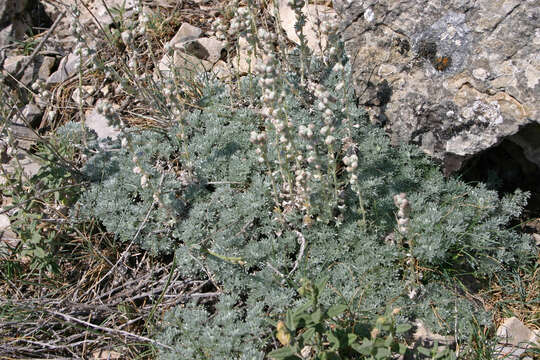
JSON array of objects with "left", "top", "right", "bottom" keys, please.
[
  {"left": 286, "top": 309, "right": 296, "bottom": 331},
  {"left": 294, "top": 301, "right": 313, "bottom": 315},
  {"left": 417, "top": 346, "right": 432, "bottom": 356},
  {"left": 351, "top": 340, "right": 373, "bottom": 355},
  {"left": 311, "top": 308, "right": 323, "bottom": 323},
  {"left": 375, "top": 347, "right": 391, "bottom": 359},
  {"left": 30, "top": 232, "right": 41, "bottom": 244},
  {"left": 33, "top": 246, "right": 46, "bottom": 258},
  {"left": 327, "top": 304, "right": 347, "bottom": 318},
  {"left": 302, "top": 327, "right": 316, "bottom": 341},
  {"left": 396, "top": 323, "right": 412, "bottom": 334},
  {"left": 327, "top": 330, "right": 340, "bottom": 349},
  {"left": 315, "top": 276, "right": 329, "bottom": 293},
  {"left": 384, "top": 334, "right": 394, "bottom": 347},
  {"left": 268, "top": 346, "right": 299, "bottom": 360},
  {"left": 347, "top": 332, "right": 358, "bottom": 346},
  {"left": 398, "top": 343, "right": 407, "bottom": 355}
]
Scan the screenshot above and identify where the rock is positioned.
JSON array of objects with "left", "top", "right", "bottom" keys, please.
[
  {"left": 156, "top": 51, "right": 229, "bottom": 81},
  {"left": 3, "top": 55, "right": 58, "bottom": 85},
  {"left": 85, "top": 101, "right": 121, "bottom": 140},
  {"left": 175, "top": 38, "right": 227, "bottom": 63},
  {"left": 0, "top": 215, "right": 10, "bottom": 232},
  {"left": 276, "top": 0, "right": 338, "bottom": 55},
  {"left": 0, "top": 213, "right": 20, "bottom": 253},
  {"left": 496, "top": 317, "right": 537, "bottom": 347},
  {"left": 168, "top": 23, "right": 203, "bottom": 48},
  {"left": 72, "top": 85, "right": 96, "bottom": 106},
  {"left": 47, "top": 53, "right": 83, "bottom": 85},
  {"left": 533, "top": 233, "right": 540, "bottom": 247},
  {"left": 78, "top": 0, "right": 137, "bottom": 28},
  {"left": 0, "top": 0, "right": 28, "bottom": 20},
  {"left": 334, "top": 0, "right": 540, "bottom": 174},
  {"left": 233, "top": 36, "right": 260, "bottom": 74},
  {"left": 38, "top": 56, "right": 56, "bottom": 80},
  {"left": 413, "top": 320, "right": 455, "bottom": 349},
  {"left": 1, "top": 147, "right": 42, "bottom": 183},
  {"left": 21, "top": 103, "right": 43, "bottom": 127},
  {"left": 177, "top": 37, "right": 225, "bottom": 63},
  {"left": 2, "top": 55, "right": 25, "bottom": 74},
  {"left": 0, "top": 0, "right": 29, "bottom": 48},
  {"left": 9, "top": 123, "right": 39, "bottom": 150},
  {"left": 495, "top": 317, "right": 538, "bottom": 359}
]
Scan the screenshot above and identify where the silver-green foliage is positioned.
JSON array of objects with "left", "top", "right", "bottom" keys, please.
[{"left": 73, "top": 58, "right": 535, "bottom": 358}]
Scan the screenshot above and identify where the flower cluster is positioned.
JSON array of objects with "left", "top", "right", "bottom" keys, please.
[{"left": 393, "top": 192, "right": 410, "bottom": 234}]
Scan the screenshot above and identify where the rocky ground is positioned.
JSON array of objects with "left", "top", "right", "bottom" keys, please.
[{"left": 0, "top": 0, "right": 538, "bottom": 358}]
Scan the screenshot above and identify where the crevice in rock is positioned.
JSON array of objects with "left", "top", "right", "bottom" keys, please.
[
  {"left": 27, "top": 0, "right": 53, "bottom": 32},
  {"left": 456, "top": 124, "right": 540, "bottom": 215}
]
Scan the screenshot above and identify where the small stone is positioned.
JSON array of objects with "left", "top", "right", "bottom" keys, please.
[
  {"left": 496, "top": 317, "right": 534, "bottom": 347},
  {"left": 413, "top": 320, "right": 455, "bottom": 349},
  {"left": 156, "top": 51, "right": 229, "bottom": 81},
  {"left": 233, "top": 36, "right": 261, "bottom": 74},
  {"left": 47, "top": 53, "right": 83, "bottom": 85},
  {"left": 72, "top": 86, "right": 96, "bottom": 106},
  {"left": 2, "top": 55, "right": 25, "bottom": 74},
  {"left": 276, "top": 1, "right": 337, "bottom": 55},
  {"left": 0, "top": 213, "right": 20, "bottom": 251},
  {"left": 101, "top": 85, "right": 111, "bottom": 97},
  {"left": 168, "top": 23, "right": 203, "bottom": 48},
  {"left": 378, "top": 64, "right": 397, "bottom": 77},
  {"left": 0, "top": 214, "right": 10, "bottom": 230},
  {"left": 38, "top": 56, "right": 56, "bottom": 80},
  {"left": 21, "top": 103, "right": 43, "bottom": 127},
  {"left": 85, "top": 101, "right": 121, "bottom": 140},
  {"left": 9, "top": 124, "right": 39, "bottom": 149},
  {"left": 176, "top": 37, "right": 225, "bottom": 63},
  {"left": 532, "top": 233, "right": 540, "bottom": 246},
  {"left": 364, "top": 7, "right": 375, "bottom": 22}
]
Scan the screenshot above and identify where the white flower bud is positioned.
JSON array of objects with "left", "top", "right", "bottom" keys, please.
[
  {"left": 140, "top": 174, "right": 149, "bottom": 188},
  {"left": 320, "top": 126, "right": 329, "bottom": 136},
  {"left": 257, "top": 132, "right": 267, "bottom": 142},
  {"left": 325, "top": 136, "right": 335, "bottom": 145},
  {"left": 324, "top": 108, "right": 333, "bottom": 118}
]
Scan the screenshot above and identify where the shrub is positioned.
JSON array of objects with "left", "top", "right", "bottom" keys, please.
[{"left": 72, "top": 57, "right": 535, "bottom": 358}]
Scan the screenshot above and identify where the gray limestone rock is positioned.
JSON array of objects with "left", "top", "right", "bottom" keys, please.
[
  {"left": 495, "top": 317, "right": 539, "bottom": 359},
  {"left": 3, "top": 54, "right": 57, "bottom": 85},
  {"left": 334, "top": 0, "right": 540, "bottom": 174},
  {"left": 21, "top": 103, "right": 43, "bottom": 127},
  {"left": 177, "top": 37, "right": 225, "bottom": 63},
  {"left": 168, "top": 23, "right": 204, "bottom": 48},
  {"left": 85, "top": 101, "right": 121, "bottom": 141},
  {"left": 47, "top": 53, "right": 83, "bottom": 85},
  {"left": 0, "top": 0, "right": 29, "bottom": 47}
]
